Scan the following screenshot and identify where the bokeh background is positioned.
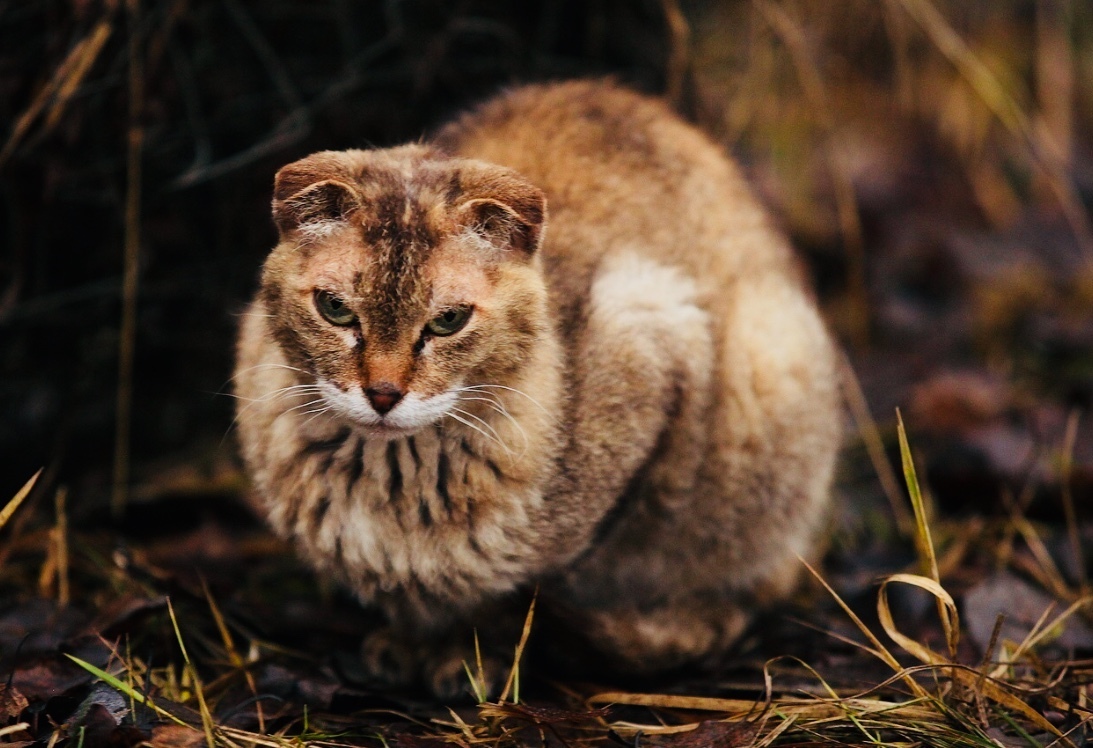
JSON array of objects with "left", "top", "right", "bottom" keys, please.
[{"left": 3, "top": 0, "right": 1093, "bottom": 555}]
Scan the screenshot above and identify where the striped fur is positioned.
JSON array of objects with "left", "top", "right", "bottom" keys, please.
[{"left": 235, "top": 81, "right": 842, "bottom": 692}]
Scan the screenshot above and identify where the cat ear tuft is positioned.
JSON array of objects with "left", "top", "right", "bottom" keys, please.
[
  {"left": 456, "top": 182, "right": 546, "bottom": 255},
  {"left": 272, "top": 154, "right": 362, "bottom": 235}
]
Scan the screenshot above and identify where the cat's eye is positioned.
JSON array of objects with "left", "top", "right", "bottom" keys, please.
[
  {"left": 314, "top": 290, "right": 356, "bottom": 326},
  {"left": 425, "top": 306, "right": 472, "bottom": 337}
]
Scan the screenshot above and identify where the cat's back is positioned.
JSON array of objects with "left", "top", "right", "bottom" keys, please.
[{"left": 434, "top": 80, "right": 796, "bottom": 287}]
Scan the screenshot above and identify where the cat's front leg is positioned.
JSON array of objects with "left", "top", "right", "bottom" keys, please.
[
  {"left": 359, "top": 594, "right": 528, "bottom": 699},
  {"left": 359, "top": 627, "right": 512, "bottom": 699},
  {"left": 542, "top": 252, "right": 714, "bottom": 551}
]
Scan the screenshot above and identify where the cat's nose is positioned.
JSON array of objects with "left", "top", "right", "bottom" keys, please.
[{"left": 365, "top": 382, "right": 403, "bottom": 415}]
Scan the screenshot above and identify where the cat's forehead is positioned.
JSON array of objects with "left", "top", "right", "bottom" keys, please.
[{"left": 350, "top": 164, "right": 461, "bottom": 332}]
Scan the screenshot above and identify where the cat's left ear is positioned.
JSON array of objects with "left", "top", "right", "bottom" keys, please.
[{"left": 456, "top": 166, "right": 547, "bottom": 256}]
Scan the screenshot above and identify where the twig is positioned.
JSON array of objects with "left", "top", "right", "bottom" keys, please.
[
  {"left": 894, "top": 0, "right": 1093, "bottom": 260},
  {"left": 1059, "top": 410, "right": 1086, "bottom": 592},
  {"left": 223, "top": 0, "right": 305, "bottom": 113},
  {"left": 167, "top": 38, "right": 212, "bottom": 175},
  {"left": 0, "top": 470, "right": 41, "bottom": 533},
  {"left": 55, "top": 487, "right": 69, "bottom": 606},
  {"left": 112, "top": 0, "right": 144, "bottom": 518},
  {"left": 171, "top": 35, "right": 400, "bottom": 188},
  {"left": 1035, "top": 0, "right": 1074, "bottom": 170},
  {"left": 754, "top": 0, "right": 870, "bottom": 347},
  {"left": 839, "top": 355, "right": 913, "bottom": 533},
  {"left": 0, "top": 19, "right": 113, "bottom": 170},
  {"left": 660, "top": 0, "right": 690, "bottom": 106}
]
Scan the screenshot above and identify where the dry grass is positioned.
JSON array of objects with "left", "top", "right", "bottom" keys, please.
[{"left": 6, "top": 410, "right": 1092, "bottom": 746}]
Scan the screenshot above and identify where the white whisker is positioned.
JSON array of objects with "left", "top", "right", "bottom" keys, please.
[
  {"left": 450, "top": 406, "right": 511, "bottom": 455},
  {"left": 454, "top": 384, "right": 553, "bottom": 419},
  {"left": 231, "top": 362, "right": 310, "bottom": 381},
  {"left": 280, "top": 397, "right": 329, "bottom": 416},
  {"left": 231, "top": 385, "right": 324, "bottom": 421},
  {"left": 233, "top": 384, "right": 322, "bottom": 403},
  {"left": 222, "top": 385, "right": 322, "bottom": 443},
  {"left": 456, "top": 395, "right": 530, "bottom": 454},
  {"left": 301, "top": 407, "right": 335, "bottom": 426},
  {"left": 444, "top": 410, "right": 509, "bottom": 455}
]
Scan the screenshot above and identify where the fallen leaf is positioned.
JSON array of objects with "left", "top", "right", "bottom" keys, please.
[
  {"left": 145, "top": 724, "right": 206, "bottom": 748},
  {"left": 964, "top": 571, "right": 1093, "bottom": 653},
  {"left": 645, "top": 720, "right": 759, "bottom": 748},
  {"left": 12, "top": 656, "right": 93, "bottom": 701},
  {"left": 0, "top": 685, "right": 29, "bottom": 720},
  {"left": 392, "top": 733, "right": 458, "bottom": 748},
  {"left": 482, "top": 702, "right": 611, "bottom": 725},
  {"left": 909, "top": 370, "right": 1009, "bottom": 434},
  {"left": 70, "top": 682, "right": 131, "bottom": 728},
  {"left": 83, "top": 596, "right": 167, "bottom": 638}
]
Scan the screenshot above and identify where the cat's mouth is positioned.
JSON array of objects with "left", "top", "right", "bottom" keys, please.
[{"left": 315, "top": 380, "right": 459, "bottom": 436}]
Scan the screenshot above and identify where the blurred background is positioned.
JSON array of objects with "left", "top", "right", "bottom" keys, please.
[{"left": 2, "top": 0, "right": 1093, "bottom": 525}]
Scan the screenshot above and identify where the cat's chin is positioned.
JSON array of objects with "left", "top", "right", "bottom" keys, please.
[{"left": 358, "top": 421, "right": 429, "bottom": 441}]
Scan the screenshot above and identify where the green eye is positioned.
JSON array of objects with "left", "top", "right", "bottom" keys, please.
[
  {"left": 425, "top": 306, "right": 472, "bottom": 336},
  {"left": 314, "top": 290, "right": 356, "bottom": 326}
]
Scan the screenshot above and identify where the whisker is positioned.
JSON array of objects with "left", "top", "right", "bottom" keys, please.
[
  {"left": 230, "top": 384, "right": 322, "bottom": 403},
  {"left": 456, "top": 395, "right": 531, "bottom": 454},
  {"left": 222, "top": 390, "right": 317, "bottom": 443},
  {"left": 230, "top": 362, "right": 310, "bottom": 381},
  {"left": 489, "top": 403, "right": 530, "bottom": 455},
  {"left": 264, "top": 397, "right": 330, "bottom": 425},
  {"left": 280, "top": 397, "right": 329, "bottom": 416},
  {"left": 217, "top": 362, "right": 313, "bottom": 395},
  {"left": 301, "top": 407, "right": 334, "bottom": 427},
  {"left": 455, "top": 384, "right": 554, "bottom": 419},
  {"left": 220, "top": 381, "right": 323, "bottom": 444},
  {"left": 230, "top": 386, "right": 324, "bottom": 420},
  {"left": 444, "top": 411, "right": 509, "bottom": 455},
  {"left": 450, "top": 406, "right": 510, "bottom": 450}
]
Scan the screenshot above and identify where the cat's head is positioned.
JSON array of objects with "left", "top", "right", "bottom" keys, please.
[{"left": 259, "top": 146, "right": 550, "bottom": 438}]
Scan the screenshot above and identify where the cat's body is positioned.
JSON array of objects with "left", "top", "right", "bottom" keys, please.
[{"left": 235, "top": 80, "right": 841, "bottom": 694}]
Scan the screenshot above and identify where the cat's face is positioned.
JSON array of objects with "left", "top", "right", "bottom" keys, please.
[{"left": 259, "top": 146, "right": 548, "bottom": 438}]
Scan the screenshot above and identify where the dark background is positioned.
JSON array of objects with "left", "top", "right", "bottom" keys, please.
[
  {"left": 1, "top": 0, "right": 691, "bottom": 507},
  {"left": 3, "top": 0, "right": 1093, "bottom": 520}
]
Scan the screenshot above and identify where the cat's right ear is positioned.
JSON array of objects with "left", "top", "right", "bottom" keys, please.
[{"left": 272, "top": 155, "right": 361, "bottom": 235}]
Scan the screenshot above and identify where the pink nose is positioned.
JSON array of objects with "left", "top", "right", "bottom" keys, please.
[{"left": 366, "top": 383, "right": 403, "bottom": 415}]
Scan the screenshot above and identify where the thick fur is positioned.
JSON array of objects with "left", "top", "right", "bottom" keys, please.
[{"left": 235, "top": 80, "right": 841, "bottom": 694}]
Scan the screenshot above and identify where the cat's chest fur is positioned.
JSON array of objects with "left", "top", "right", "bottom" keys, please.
[{"left": 236, "top": 318, "right": 564, "bottom": 607}]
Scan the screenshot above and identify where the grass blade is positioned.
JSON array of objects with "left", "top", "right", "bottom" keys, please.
[
  {"left": 64, "top": 654, "right": 192, "bottom": 729},
  {"left": 0, "top": 470, "right": 41, "bottom": 532},
  {"left": 896, "top": 409, "right": 956, "bottom": 655},
  {"left": 166, "top": 599, "right": 217, "bottom": 748}
]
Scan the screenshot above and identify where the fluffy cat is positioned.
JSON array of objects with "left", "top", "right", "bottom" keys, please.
[{"left": 234, "top": 80, "right": 841, "bottom": 696}]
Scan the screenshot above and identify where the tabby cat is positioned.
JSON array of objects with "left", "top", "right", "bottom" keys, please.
[{"left": 234, "top": 80, "right": 841, "bottom": 696}]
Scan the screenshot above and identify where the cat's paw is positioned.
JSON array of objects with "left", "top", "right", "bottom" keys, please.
[
  {"left": 423, "top": 644, "right": 509, "bottom": 702},
  {"left": 359, "top": 628, "right": 418, "bottom": 689},
  {"left": 359, "top": 627, "right": 510, "bottom": 701}
]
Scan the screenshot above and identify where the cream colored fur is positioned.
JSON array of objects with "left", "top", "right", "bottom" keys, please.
[{"left": 234, "top": 80, "right": 841, "bottom": 695}]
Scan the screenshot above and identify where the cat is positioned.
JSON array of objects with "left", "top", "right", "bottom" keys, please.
[{"left": 234, "top": 80, "right": 841, "bottom": 696}]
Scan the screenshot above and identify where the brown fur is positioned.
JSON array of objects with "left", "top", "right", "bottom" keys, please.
[{"left": 234, "top": 80, "right": 841, "bottom": 695}]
